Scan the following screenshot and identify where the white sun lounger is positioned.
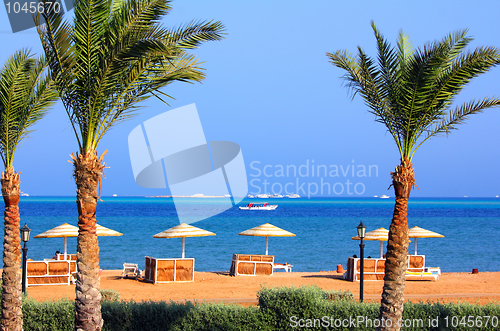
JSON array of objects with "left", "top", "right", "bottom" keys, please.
[
  {"left": 273, "top": 263, "right": 293, "bottom": 272},
  {"left": 122, "top": 263, "right": 141, "bottom": 279}
]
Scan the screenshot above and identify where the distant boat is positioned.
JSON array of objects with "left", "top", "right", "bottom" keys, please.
[
  {"left": 247, "top": 195, "right": 255, "bottom": 198},
  {"left": 20, "top": 193, "right": 29, "bottom": 197},
  {"left": 287, "top": 194, "right": 300, "bottom": 198},
  {"left": 239, "top": 202, "right": 278, "bottom": 210},
  {"left": 112, "top": 194, "right": 118, "bottom": 197},
  {"left": 380, "top": 195, "right": 389, "bottom": 199},
  {"left": 373, "top": 195, "right": 378, "bottom": 198},
  {"left": 224, "top": 194, "right": 231, "bottom": 197}
]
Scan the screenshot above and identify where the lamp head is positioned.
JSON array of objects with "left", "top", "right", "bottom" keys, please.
[
  {"left": 20, "top": 223, "right": 31, "bottom": 243},
  {"left": 357, "top": 221, "right": 366, "bottom": 239}
]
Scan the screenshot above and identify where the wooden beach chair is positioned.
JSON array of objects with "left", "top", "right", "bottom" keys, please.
[
  {"left": 56, "top": 253, "right": 77, "bottom": 261},
  {"left": 344, "top": 256, "right": 386, "bottom": 281},
  {"left": 230, "top": 254, "right": 274, "bottom": 276},
  {"left": 143, "top": 256, "right": 194, "bottom": 283},
  {"left": 344, "top": 254, "right": 440, "bottom": 282},
  {"left": 26, "top": 260, "right": 75, "bottom": 286}
]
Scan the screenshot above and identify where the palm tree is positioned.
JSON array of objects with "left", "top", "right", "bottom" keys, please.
[
  {"left": 0, "top": 49, "right": 56, "bottom": 331},
  {"left": 328, "top": 22, "right": 500, "bottom": 330},
  {"left": 35, "top": 0, "right": 225, "bottom": 329}
]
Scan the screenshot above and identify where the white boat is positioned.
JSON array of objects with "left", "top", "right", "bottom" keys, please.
[
  {"left": 256, "top": 194, "right": 269, "bottom": 198},
  {"left": 20, "top": 193, "right": 29, "bottom": 197},
  {"left": 239, "top": 202, "right": 278, "bottom": 210},
  {"left": 287, "top": 194, "right": 300, "bottom": 198},
  {"left": 373, "top": 195, "right": 378, "bottom": 198},
  {"left": 112, "top": 194, "right": 118, "bottom": 197},
  {"left": 380, "top": 195, "right": 389, "bottom": 199},
  {"left": 247, "top": 195, "right": 255, "bottom": 198}
]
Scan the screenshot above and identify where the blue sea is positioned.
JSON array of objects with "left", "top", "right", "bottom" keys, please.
[{"left": 14, "top": 197, "right": 500, "bottom": 273}]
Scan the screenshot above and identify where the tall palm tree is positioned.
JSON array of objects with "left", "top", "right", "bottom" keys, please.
[
  {"left": 35, "top": 0, "right": 224, "bottom": 329},
  {"left": 0, "top": 49, "right": 56, "bottom": 331},
  {"left": 328, "top": 22, "right": 500, "bottom": 330}
]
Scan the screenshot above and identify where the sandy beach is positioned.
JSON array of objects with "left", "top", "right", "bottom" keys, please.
[{"left": 25, "top": 270, "right": 500, "bottom": 305}]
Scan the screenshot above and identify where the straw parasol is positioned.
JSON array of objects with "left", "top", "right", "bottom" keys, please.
[
  {"left": 34, "top": 223, "right": 123, "bottom": 259},
  {"left": 408, "top": 226, "right": 444, "bottom": 255},
  {"left": 239, "top": 223, "right": 295, "bottom": 255},
  {"left": 153, "top": 223, "right": 215, "bottom": 258},
  {"left": 352, "top": 227, "right": 389, "bottom": 258}
]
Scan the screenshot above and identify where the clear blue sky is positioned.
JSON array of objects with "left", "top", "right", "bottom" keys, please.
[{"left": 0, "top": 0, "right": 499, "bottom": 197}]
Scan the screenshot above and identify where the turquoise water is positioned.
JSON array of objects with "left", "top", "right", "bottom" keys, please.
[{"left": 15, "top": 196, "right": 500, "bottom": 273}]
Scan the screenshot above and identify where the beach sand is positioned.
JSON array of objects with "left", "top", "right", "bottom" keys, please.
[{"left": 25, "top": 270, "right": 500, "bottom": 305}]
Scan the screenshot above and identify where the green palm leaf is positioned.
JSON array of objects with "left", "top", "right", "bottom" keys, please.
[
  {"left": 0, "top": 49, "right": 57, "bottom": 166},
  {"left": 328, "top": 21, "right": 500, "bottom": 160},
  {"left": 36, "top": 0, "right": 225, "bottom": 153}
]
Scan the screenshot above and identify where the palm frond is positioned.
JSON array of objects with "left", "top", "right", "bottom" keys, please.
[
  {"left": 167, "top": 20, "right": 226, "bottom": 49},
  {"left": 329, "top": 23, "right": 500, "bottom": 161},
  {"left": 0, "top": 49, "right": 57, "bottom": 166},
  {"left": 411, "top": 97, "right": 500, "bottom": 157},
  {"left": 36, "top": 0, "right": 81, "bottom": 149},
  {"left": 36, "top": 0, "right": 225, "bottom": 154}
]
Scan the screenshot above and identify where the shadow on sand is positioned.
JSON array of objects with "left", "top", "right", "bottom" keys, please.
[{"left": 300, "top": 274, "right": 344, "bottom": 280}]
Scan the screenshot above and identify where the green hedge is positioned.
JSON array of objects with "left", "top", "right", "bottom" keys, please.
[
  {"left": 168, "top": 303, "right": 270, "bottom": 331},
  {"left": 22, "top": 298, "right": 74, "bottom": 331},
  {"left": 19, "top": 286, "right": 500, "bottom": 330}
]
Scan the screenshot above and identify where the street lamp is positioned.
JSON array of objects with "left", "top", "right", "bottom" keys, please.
[
  {"left": 20, "top": 223, "right": 31, "bottom": 295},
  {"left": 357, "top": 221, "right": 366, "bottom": 302}
]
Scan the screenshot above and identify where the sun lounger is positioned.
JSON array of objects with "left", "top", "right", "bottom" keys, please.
[
  {"left": 273, "top": 263, "right": 293, "bottom": 272},
  {"left": 425, "top": 267, "right": 441, "bottom": 275},
  {"left": 122, "top": 263, "right": 141, "bottom": 279},
  {"left": 405, "top": 270, "right": 439, "bottom": 281}
]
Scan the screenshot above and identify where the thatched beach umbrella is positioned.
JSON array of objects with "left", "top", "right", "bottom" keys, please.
[
  {"left": 352, "top": 227, "right": 389, "bottom": 258},
  {"left": 153, "top": 223, "right": 215, "bottom": 258},
  {"left": 408, "top": 226, "right": 444, "bottom": 255},
  {"left": 34, "top": 223, "right": 123, "bottom": 259},
  {"left": 239, "top": 223, "right": 295, "bottom": 255}
]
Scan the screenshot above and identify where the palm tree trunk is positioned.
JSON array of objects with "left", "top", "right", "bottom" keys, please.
[
  {"left": 73, "top": 152, "right": 105, "bottom": 331},
  {"left": 378, "top": 158, "right": 414, "bottom": 331},
  {"left": 1, "top": 167, "right": 22, "bottom": 331}
]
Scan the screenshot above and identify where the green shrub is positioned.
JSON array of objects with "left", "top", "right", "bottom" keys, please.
[
  {"left": 18, "top": 286, "right": 500, "bottom": 331},
  {"left": 22, "top": 298, "right": 74, "bottom": 331},
  {"left": 100, "top": 289, "right": 120, "bottom": 302},
  {"left": 170, "top": 303, "right": 270, "bottom": 331},
  {"left": 129, "top": 301, "right": 193, "bottom": 331},
  {"left": 325, "top": 290, "right": 354, "bottom": 302},
  {"left": 102, "top": 300, "right": 194, "bottom": 331}
]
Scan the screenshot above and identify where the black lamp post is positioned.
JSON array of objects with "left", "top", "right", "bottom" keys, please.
[
  {"left": 20, "top": 223, "right": 31, "bottom": 295},
  {"left": 357, "top": 221, "right": 366, "bottom": 302}
]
